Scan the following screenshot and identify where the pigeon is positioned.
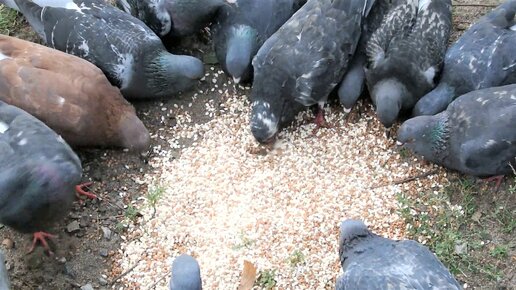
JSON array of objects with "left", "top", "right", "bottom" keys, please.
[
  {"left": 115, "top": 0, "right": 224, "bottom": 38},
  {"left": 336, "top": 219, "right": 462, "bottom": 289},
  {"left": 397, "top": 84, "right": 516, "bottom": 184},
  {"left": 170, "top": 254, "right": 202, "bottom": 290},
  {"left": 337, "top": 0, "right": 395, "bottom": 111},
  {"left": 365, "top": 0, "right": 452, "bottom": 128},
  {"left": 212, "top": 0, "right": 301, "bottom": 84},
  {"left": 250, "top": 0, "right": 375, "bottom": 143},
  {"left": 413, "top": 0, "right": 516, "bottom": 117},
  {"left": 0, "top": 250, "right": 9, "bottom": 290},
  {"left": 0, "top": 35, "right": 150, "bottom": 152},
  {"left": 0, "top": 101, "right": 92, "bottom": 254},
  {"left": 1, "top": 0, "right": 204, "bottom": 100}
]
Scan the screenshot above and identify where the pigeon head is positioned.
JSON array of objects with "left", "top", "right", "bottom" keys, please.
[
  {"left": 397, "top": 114, "right": 449, "bottom": 162},
  {"left": 144, "top": 52, "right": 204, "bottom": 98},
  {"left": 413, "top": 84, "right": 455, "bottom": 116},
  {"left": 117, "top": 113, "right": 151, "bottom": 153},
  {"left": 250, "top": 100, "right": 280, "bottom": 143},
  {"left": 170, "top": 254, "right": 202, "bottom": 290},
  {"left": 369, "top": 78, "right": 407, "bottom": 128},
  {"left": 226, "top": 25, "right": 258, "bottom": 83},
  {"left": 338, "top": 220, "right": 373, "bottom": 264}
]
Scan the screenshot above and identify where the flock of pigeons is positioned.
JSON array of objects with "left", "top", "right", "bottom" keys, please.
[{"left": 0, "top": 0, "right": 514, "bottom": 288}]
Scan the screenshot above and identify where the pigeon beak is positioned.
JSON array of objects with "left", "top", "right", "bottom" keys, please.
[{"left": 233, "top": 76, "right": 241, "bottom": 84}]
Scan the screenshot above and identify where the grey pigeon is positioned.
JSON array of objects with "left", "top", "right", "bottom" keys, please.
[
  {"left": 212, "top": 0, "right": 302, "bottom": 84},
  {"left": 250, "top": 0, "right": 375, "bottom": 143},
  {"left": 413, "top": 0, "right": 516, "bottom": 116},
  {"left": 115, "top": 0, "right": 224, "bottom": 38},
  {"left": 398, "top": 84, "right": 516, "bottom": 178},
  {"left": 170, "top": 254, "right": 202, "bottom": 290},
  {"left": 0, "top": 101, "right": 83, "bottom": 254},
  {"left": 337, "top": 0, "right": 396, "bottom": 111},
  {"left": 1, "top": 0, "right": 204, "bottom": 100},
  {"left": 0, "top": 250, "right": 9, "bottom": 290},
  {"left": 336, "top": 220, "right": 462, "bottom": 289},
  {"left": 365, "top": 0, "right": 452, "bottom": 128}
]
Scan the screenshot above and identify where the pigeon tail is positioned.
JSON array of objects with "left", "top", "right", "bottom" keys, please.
[
  {"left": 413, "top": 83, "right": 455, "bottom": 116},
  {"left": 225, "top": 25, "right": 257, "bottom": 81}
]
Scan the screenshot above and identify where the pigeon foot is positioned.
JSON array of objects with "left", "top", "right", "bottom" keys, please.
[
  {"left": 28, "top": 231, "right": 57, "bottom": 255},
  {"left": 75, "top": 182, "right": 97, "bottom": 200},
  {"left": 480, "top": 175, "right": 504, "bottom": 191},
  {"left": 312, "top": 106, "right": 331, "bottom": 135}
]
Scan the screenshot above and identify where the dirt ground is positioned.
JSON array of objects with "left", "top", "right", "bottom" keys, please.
[{"left": 0, "top": 0, "right": 514, "bottom": 289}]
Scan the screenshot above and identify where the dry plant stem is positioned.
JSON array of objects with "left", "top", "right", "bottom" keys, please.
[
  {"left": 371, "top": 170, "right": 439, "bottom": 189},
  {"left": 110, "top": 258, "right": 142, "bottom": 285}
]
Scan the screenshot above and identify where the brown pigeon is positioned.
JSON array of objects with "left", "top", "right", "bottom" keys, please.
[{"left": 0, "top": 35, "right": 150, "bottom": 152}]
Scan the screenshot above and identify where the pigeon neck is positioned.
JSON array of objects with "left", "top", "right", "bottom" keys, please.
[
  {"left": 429, "top": 114, "right": 450, "bottom": 157},
  {"left": 226, "top": 25, "right": 257, "bottom": 79},
  {"left": 144, "top": 51, "right": 203, "bottom": 96},
  {"left": 339, "top": 232, "right": 375, "bottom": 267}
]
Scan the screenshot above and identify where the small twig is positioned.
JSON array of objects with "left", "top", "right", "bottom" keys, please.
[
  {"left": 145, "top": 273, "right": 168, "bottom": 290},
  {"left": 452, "top": 3, "right": 497, "bottom": 8},
  {"left": 110, "top": 258, "right": 142, "bottom": 285},
  {"left": 371, "top": 170, "right": 439, "bottom": 189}
]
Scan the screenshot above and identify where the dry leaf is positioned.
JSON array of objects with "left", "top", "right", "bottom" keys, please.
[{"left": 238, "top": 260, "right": 257, "bottom": 290}]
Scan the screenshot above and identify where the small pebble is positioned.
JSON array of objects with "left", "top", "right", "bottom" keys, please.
[
  {"left": 66, "top": 221, "right": 80, "bottom": 233},
  {"left": 99, "top": 248, "right": 109, "bottom": 257},
  {"left": 80, "top": 283, "right": 94, "bottom": 290},
  {"left": 99, "top": 277, "right": 108, "bottom": 286},
  {"left": 1, "top": 238, "right": 14, "bottom": 249},
  {"left": 101, "top": 227, "right": 112, "bottom": 240}
]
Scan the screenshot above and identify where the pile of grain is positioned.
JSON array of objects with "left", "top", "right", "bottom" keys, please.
[{"left": 116, "top": 72, "right": 448, "bottom": 289}]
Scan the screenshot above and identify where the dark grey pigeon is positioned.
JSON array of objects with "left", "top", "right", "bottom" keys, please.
[
  {"left": 212, "top": 0, "right": 301, "bottom": 84},
  {"left": 0, "top": 250, "right": 9, "bottom": 290},
  {"left": 115, "top": 0, "right": 224, "bottom": 38},
  {"left": 336, "top": 220, "right": 462, "bottom": 289},
  {"left": 413, "top": 0, "right": 516, "bottom": 117},
  {"left": 337, "top": 0, "right": 396, "bottom": 111},
  {"left": 1, "top": 0, "right": 204, "bottom": 100},
  {"left": 250, "top": 0, "right": 375, "bottom": 143},
  {"left": 170, "top": 254, "right": 202, "bottom": 290},
  {"left": 398, "top": 84, "right": 516, "bottom": 179},
  {"left": 0, "top": 101, "right": 82, "bottom": 254},
  {"left": 365, "top": 0, "right": 452, "bottom": 128}
]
